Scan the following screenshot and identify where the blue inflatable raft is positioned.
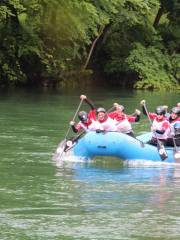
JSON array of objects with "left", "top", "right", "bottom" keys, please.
[{"left": 72, "top": 131, "right": 179, "bottom": 163}]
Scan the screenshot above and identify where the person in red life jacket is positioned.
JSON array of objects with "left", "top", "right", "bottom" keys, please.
[
  {"left": 140, "top": 100, "right": 170, "bottom": 145},
  {"left": 70, "top": 95, "right": 96, "bottom": 133},
  {"left": 166, "top": 107, "right": 180, "bottom": 146},
  {"left": 91, "top": 107, "right": 117, "bottom": 132},
  {"left": 108, "top": 103, "right": 141, "bottom": 137},
  {"left": 109, "top": 103, "right": 141, "bottom": 122}
]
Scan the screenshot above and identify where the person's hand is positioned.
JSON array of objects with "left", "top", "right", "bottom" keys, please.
[
  {"left": 135, "top": 109, "right": 141, "bottom": 115},
  {"left": 80, "top": 95, "right": 86, "bottom": 100},
  {"left": 96, "top": 129, "right": 105, "bottom": 133},
  {"left": 163, "top": 105, "right": 168, "bottom": 111},
  {"left": 113, "top": 103, "right": 119, "bottom": 108},
  {"left": 66, "top": 140, "right": 73, "bottom": 147},
  {"left": 70, "top": 121, "right": 75, "bottom": 126},
  {"left": 140, "top": 100, "right": 145, "bottom": 106},
  {"left": 151, "top": 126, "right": 157, "bottom": 132}
]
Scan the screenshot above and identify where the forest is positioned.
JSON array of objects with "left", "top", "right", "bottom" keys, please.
[{"left": 0, "top": 0, "right": 179, "bottom": 90}]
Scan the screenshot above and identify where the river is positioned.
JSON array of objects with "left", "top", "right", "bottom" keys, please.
[{"left": 0, "top": 87, "right": 180, "bottom": 240}]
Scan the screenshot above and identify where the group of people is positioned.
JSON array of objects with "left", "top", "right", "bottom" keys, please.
[
  {"left": 70, "top": 95, "right": 141, "bottom": 137},
  {"left": 69, "top": 95, "right": 180, "bottom": 147},
  {"left": 140, "top": 100, "right": 180, "bottom": 147}
]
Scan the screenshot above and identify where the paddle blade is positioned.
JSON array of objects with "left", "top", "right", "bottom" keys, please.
[
  {"left": 174, "top": 150, "right": 180, "bottom": 162},
  {"left": 52, "top": 139, "right": 66, "bottom": 161},
  {"left": 157, "top": 141, "right": 168, "bottom": 161},
  {"left": 64, "top": 140, "right": 76, "bottom": 152}
]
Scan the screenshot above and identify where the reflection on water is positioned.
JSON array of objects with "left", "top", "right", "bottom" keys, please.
[
  {"left": 55, "top": 158, "right": 180, "bottom": 205},
  {"left": 52, "top": 159, "right": 180, "bottom": 239}
]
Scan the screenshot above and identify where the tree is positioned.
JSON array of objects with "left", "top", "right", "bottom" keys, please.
[{"left": 97, "top": 0, "right": 179, "bottom": 90}]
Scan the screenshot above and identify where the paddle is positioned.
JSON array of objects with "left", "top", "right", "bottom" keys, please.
[
  {"left": 172, "top": 122, "right": 180, "bottom": 161},
  {"left": 135, "top": 136, "right": 145, "bottom": 148},
  {"left": 65, "top": 98, "right": 84, "bottom": 140},
  {"left": 58, "top": 98, "right": 84, "bottom": 160},
  {"left": 173, "top": 137, "right": 180, "bottom": 161},
  {"left": 64, "top": 131, "right": 85, "bottom": 152},
  {"left": 143, "top": 103, "right": 168, "bottom": 161}
]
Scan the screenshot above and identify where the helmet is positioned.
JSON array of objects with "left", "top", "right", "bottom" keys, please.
[
  {"left": 78, "top": 111, "right": 88, "bottom": 122},
  {"left": 118, "top": 105, "right": 124, "bottom": 111},
  {"left": 155, "top": 106, "right": 166, "bottom": 115},
  {"left": 171, "top": 107, "right": 180, "bottom": 116},
  {"left": 96, "top": 107, "right": 106, "bottom": 113}
]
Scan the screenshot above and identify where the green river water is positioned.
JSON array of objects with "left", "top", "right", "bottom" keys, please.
[{"left": 0, "top": 88, "right": 180, "bottom": 240}]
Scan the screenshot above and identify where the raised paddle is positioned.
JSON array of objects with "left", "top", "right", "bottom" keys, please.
[
  {"left": 143, "top": 103, "right": 168, "bottom": 161},
  {"left": 58, "top": 98, "right": 84, "bottom": 160},
  {"left": 65, "top": 98, "right": 84, "bottom": 140}
]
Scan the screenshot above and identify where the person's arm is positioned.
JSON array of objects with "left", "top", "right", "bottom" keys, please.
[
  {"left": 140, "top": 100, "right": 148, "bottom": 116},
  {"left": 134, "top": 114, "right": 140, "bottom": 122},
  {"left": 140, "top": 100, "right": 156, "bottom": 120},
  {"left": 80, "top": 95, "right": 95, "bottom": 110},
  {"left": 70, "top": 121, "right": 78, "bottom": 133},
  {"left": 134, "top": 109, "right": 141, "bottom": 122},
  {"left": 128, "top": 109, "right": 141, "bottom": 122},
  {"left": 108, "top": 111, "right": 116, "bottom": 119},
  {"left": 155, "top": 129, "right": 165, "bottom": 134},
  {"left": 88, "top": 109, "right": 96, "bottom": 120}
]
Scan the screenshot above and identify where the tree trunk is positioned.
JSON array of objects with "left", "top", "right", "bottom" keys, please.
[
  {"left": 82, "top": 26, "right": 105, "bottom": 70},
  {"left": 153, "top": 4, "right": 164, "bottom": 28}
]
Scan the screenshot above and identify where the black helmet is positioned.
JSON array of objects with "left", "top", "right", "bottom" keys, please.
[
  {"left": 78, "top": 111, "right": 88, "bottom": 122},
  {"left": 96, "top": 107, "right": 106, "bottom": 113},
  {"left": 155, "top": 106, "right": 166, "bottom": 115},
  {"left": 171, "top": 107, "right": 180, "bottom": 116}
]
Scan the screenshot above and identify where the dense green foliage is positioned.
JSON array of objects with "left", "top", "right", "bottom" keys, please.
[{"left": 0, "top": 0, "right": 179, "bottom": 90}]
